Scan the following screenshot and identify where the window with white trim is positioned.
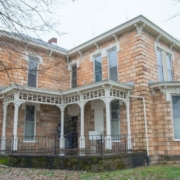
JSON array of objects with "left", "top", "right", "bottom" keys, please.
[
  {"left": 111, "top": 100, "right": 120, "bottom": 135},
  {"left": 28, "top": 56, "right": 38, "bottom": 87},
  {"left": 108, "top": 48, "right": 118, "bottom": 81},
  {"left": 166, "top": 54, "right": 173, "bottom": 81},
  {"left": 71, "top": 65, "right": 77, "bottom": 88},
  {"left": 172, "top": 96, "right": 180, "bottom": 140},
  {"left": 156, "top": 48, "right": 173, "bottom": 82},
  {"left": 94, "top": 54, "right": 102, "bottom": 82},
  {"left": 24, "top": 105, "right": 35, "bottom": 141},
  {"left": 156, "top": 49, "right": 164, "bottom": 81}
]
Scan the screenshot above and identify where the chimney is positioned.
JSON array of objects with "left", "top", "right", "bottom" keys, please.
[{"left": 48, "top": 37, "right": 57, "bottom": 45}]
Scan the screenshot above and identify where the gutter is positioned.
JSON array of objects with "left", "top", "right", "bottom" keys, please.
[{"left": 129, "top": 95, "right": 150, "bottom": 165}]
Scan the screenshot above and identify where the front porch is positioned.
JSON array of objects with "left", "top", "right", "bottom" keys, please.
[
  {"left": 0, "top": 80, "right": 145, "bottom": 155},
  {"left": 0, "top": 134, "right": 145, "bottom": 156}
]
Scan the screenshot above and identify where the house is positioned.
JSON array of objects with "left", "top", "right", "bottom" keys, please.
[{"left": 0, "top": 15, "right": 180, "bottom": 163}]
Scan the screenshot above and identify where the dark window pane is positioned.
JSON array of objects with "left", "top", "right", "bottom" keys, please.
[
  {"left": 108, "top": 49, "right": 117, "bottom": 68},
  {"left": 94, "top": 54, "right": 102, "bottom": 82},
  {"left": 28, "top": 73, "right": 37, "bottom": 87},
  {"left": 71, "top": 65, "right": 77, "bottom": 88},
  {"left": 111, "top": 100, "right": 120, "bottom": 135},
  {"left": 95, "top": 59, "right": 102, "bottom": 71},
  {"left": 29, "top": 58, "right": 38, "bottom": 75},
  {"left": 25, "top": 105, "right": 35, "bottom": 139},
  {"left": 110, "top": 66, "right": 118, "bottom": 81},
  {"left": 158, "top": 66, "right": 163, "bottom": 81},
  {"left": 72, "top": 78, "right": 77, "bottom": 88},
  {"left": 156, "top": 50, "right": 162, "bottom": 66},
  {"left": 95, "top": 71, "right": 102, "bottom": 82},
  {"left": 172, "top": 96, "right": 180, "bottom": 139},
  {"left": 166, "top": 54, "right": 173, "bottom": 81}
]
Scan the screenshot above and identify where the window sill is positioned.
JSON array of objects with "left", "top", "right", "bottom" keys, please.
[
  {"left": 23, "top": 140, "right": 36, "bottom": 143},
  {"left": 111, "top": 140, "right": 121, "bottom": 142},
  {"left": 174, "top": 139, "right": 180, "bottom": 142}
]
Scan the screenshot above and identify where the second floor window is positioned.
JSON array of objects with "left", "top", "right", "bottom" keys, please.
[
  {"left": 108, "top": 48, "right": 118, "bottom": 81},
  {"left": 94, "top": 54, "right": 102, "bottom": 82},
  {"left": 71, "top": 65, "right": 77, "bottom": 88},
  {"left": 166, "top": 54, "right": 173, "bottom": 81},
  {"left": 156, "top": 49, "right": 164, "bottom": 81},
  {"left": 28, "top": 56, "right": 38, "bottom": 87}
]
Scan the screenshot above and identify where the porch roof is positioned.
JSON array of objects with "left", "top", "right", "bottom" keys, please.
[
  {"left": 0, "top": 80, "right": 133, "bottom": 105},
  {"left": 149, "top": 81, "right": 180, "bottom": 89},
  {"left": 0, "top": 80, "right": 133, "bottom": 96}
]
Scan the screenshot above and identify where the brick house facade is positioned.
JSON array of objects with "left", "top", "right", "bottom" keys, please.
[{"left": 0, "top": 15, "right": 180, "bottom": 163}]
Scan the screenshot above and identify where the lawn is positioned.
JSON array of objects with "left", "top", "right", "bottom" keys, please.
[
  {"left": 82, "top": 165, "right": 180, "bottom": 180},
  {"left": 0, "top": 165, "right": 179, "bottom": 179}
]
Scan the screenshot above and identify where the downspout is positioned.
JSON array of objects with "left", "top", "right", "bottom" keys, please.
[{"left": 129, "top": 95, "right": 150, "bottom": 165}]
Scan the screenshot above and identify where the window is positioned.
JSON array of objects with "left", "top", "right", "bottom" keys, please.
[
  {"left": 24, "top": 105, "right": 35, "bottom": 141},
  {"left": 108, "top": 48, "right": 118, "bottom": 81},
  {"left": 71, "top": 65, "right": 77, "bottom": 88},
  {"left": 94, "top": 54, "right": 102, "bottom": 82},
  {"left": 166, "top": 54, "right": 173, "bottom": 81},
  {"left": 156, "top": 49, "right": 164, "bottom": 81},
  {"left": 172, "top": 96, "right": 180, "bottom": 139},
  {"left": 28, "top": 56, "right": 38, "bottom": 87},
  {"left": 111, "top": 100, "right": 120, "bottom": 135}
]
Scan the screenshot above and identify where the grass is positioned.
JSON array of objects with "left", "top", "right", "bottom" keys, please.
[
  {"left": 0, "top": 164, "right": 179, "bottom": 179},
  {"left": 81, "top": 165, "right": 180, "bottom": 180}
]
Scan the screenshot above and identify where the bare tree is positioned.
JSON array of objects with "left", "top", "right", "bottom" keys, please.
[{"left": 0, "top": 0, "right": 73, "bottom": 87}]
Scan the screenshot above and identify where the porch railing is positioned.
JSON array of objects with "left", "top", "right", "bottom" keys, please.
[{"left": 0, "top": 134, "right": 146, "bottom": 156}]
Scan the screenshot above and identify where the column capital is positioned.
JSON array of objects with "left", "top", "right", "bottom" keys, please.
[
  {"left": 101, "top": 97, "right": 114, "bottom": 105},
  {"left": 76, "top": 101, "right": 86, "bottom": 109},
  {"left": 56, "top": 105, "right": 66, "bottom": 112},
  {"left": 124, "top": 100, "right": 130, "bottom": 108},
  {"left": 13, "top": 100, "right": 24, "bottom": 108}
]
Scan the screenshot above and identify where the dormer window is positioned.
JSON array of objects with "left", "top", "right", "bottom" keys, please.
[{"left": 27, "top": 56, "right": 38, "bottom": 87}]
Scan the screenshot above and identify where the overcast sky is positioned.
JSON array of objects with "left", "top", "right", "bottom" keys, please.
[{"left": 44, "top": 0, "right": 180, "bottom": 50}]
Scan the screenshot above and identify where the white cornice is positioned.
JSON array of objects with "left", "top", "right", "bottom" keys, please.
[{"left": 1, "top": 15, "right": 180, "bottom": 58}]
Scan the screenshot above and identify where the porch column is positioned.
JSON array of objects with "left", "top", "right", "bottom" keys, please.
[
  {"left": 102, "top": 84, "right": 113, "bottom": 150},
  {"left": 13, "top": 92, "right": 23, "bottom": 151},
  {"left": 1, "top": 103, "right": 8, "bottom": 151},
  {"left": 79, "top": 101, "right": 86, "bottom": 149},
  {"left": 103, "top": 97, "right": 112, "bottom": 150},
  {"left": 125, "top": 100, "right": 132, "bottom": 150},
  {"left": 56, "top": 105, "right": 65, "bottom": 156}
]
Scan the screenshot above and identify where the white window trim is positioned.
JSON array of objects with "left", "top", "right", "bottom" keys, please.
[
  {"left": 25, "top": 51, "right": 43, "bottom": 64},
  {"left": 93, "top": 53, "right": 102, "bottom": 82},
  {"left": 90, "top": 42, "right": 120, "bottom": 62},
  {"left": 107, "top": 47, "right": 119, "bottom": 82},
  {"left": 23, "top": 104, "right": 37, "bottom": 143},
  {"left": 155, "top": 42, "right": 174, "bottom": 82},
  {"left": 171, "top": 95, "right": 180, "bottom": 141},
  {"left": 26, "top": 56, "right": 40, "bottom": 88},
  {"left": 154, "top": 41, "right": 174, "bottom": 61}
]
